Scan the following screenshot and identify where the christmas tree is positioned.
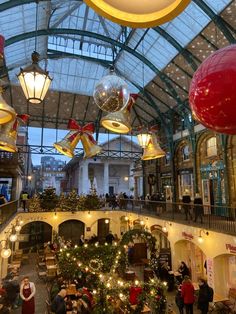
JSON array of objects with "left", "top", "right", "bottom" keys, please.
[
  {"left": 78, "top": 188, "right": 101, "bottom": 210},
  {"left": 29, "top": 194, "right": 42, "bottom": 212},
  {"left": 40, "top": 187, "right": 58, "bottom": 210},
  {"left": 65, "top": 189, "right": 79, "bottom": 212},
  {"left": 58, "top": 192, "right": 67, "bottom": 211}
]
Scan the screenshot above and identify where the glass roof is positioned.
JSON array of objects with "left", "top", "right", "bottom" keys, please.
[{"left": 0, "top": 0, "right": 232, "bottom": 96}]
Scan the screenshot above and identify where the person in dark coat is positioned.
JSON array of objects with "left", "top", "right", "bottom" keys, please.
[
  {"left": 105, "top": 231, "right": 115, "bottom": 244},
  {"left": 193, "top": 193, "right": 204, "bottom": 223},
  {"left": 175, "top": 286, "right": 184, "bottom": 314},
  {"left": 178, "top": 261, "right": 190, "bottom": 279},
  {"left": 197, "top": 278, "right": 211, "bottom": 314},
  {"left": 51, "top": 289, "right": 67, "bottom": 314},
  {"left": 182, "top": 193, "right": 192, "bottom": 221},
  {"left": 181, "top": 276, "right": 195, "bottom": 314}
]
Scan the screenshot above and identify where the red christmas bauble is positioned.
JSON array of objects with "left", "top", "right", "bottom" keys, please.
[{"left": 189, "top": 45, "right": 236, "bottom": 134}]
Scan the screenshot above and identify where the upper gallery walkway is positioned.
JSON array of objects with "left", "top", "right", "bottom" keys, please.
[{"left": 1, "top": 199, "right": 236, "bottom": 236}]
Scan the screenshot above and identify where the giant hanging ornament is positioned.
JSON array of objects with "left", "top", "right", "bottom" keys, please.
[
  {"left": 189, "top": 45, "right": 236, "bottom": 135},
  {"left": 84, "top": 0, "right": 190, "bottom": 28},
  {"left": 141, "top": 134, "right": 165, "bottom": 160},
  {"left": 93, "top": 68, "right": 130, "bottom": 113},
  {"left": 0, "top": 90, "right": 16, "bottom": 125},
  {"left": 0, "top": 35, "right": 5, "bottom": 58},
  {"left": 0, "top": 114, "right": 29, "bottom": 152},
  {"left": 54, "top": 119, "right": 102, "bottom": 158},
  {"left": 101, "top": 94, "right": 137, "bottom": 133}
]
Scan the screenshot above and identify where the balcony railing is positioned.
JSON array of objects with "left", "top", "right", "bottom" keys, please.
[
  {"left": 0, "top": 200, "right": 18, "bottom": 227},
  {"left": 24, "top": 196, "right": 236, "bottom": 236}
]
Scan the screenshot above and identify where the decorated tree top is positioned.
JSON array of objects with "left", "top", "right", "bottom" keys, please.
[{"left": 40, "top": 187, "right": 58, "bottom": 210}]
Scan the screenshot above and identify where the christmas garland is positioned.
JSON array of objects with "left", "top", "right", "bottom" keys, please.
[{"left": 120, "top": 228, "right": 156, "bottom": 251}]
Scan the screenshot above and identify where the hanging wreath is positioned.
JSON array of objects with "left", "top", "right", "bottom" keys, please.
[
  {"left": 120, "top": 229, "right": 156, "bottom": 251},
  {"left": 89, "top": 259, "right": 102, "bottom": 272}
]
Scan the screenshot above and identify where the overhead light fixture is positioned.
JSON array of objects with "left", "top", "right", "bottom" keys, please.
[
  {"left": 17, "top": 51, "right": 52, "bottom": 104},
  {"left": 141, "top": 134, "right": 165, "bottom": 160},
  {"left": 105, "top": 219, "right": 110, "bottom": 224},
  {"left": 84, "top": 0, "right": 190, "bottom": 28},
  {"left": 137, "top": 133, "right": 151, "bottom": 148},
  {"left": 0, "top": 89, "right": 16, "bottom": 125},
  {"left": 0, "top": 240, "right": 11, "bottom": 259}
]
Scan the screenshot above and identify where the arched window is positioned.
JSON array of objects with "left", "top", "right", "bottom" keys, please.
[
  {"left": 182, "top": 145, "right": 190, "bottom": 161},
  {"left": 206, "top": 137, "right": 217, "bottom": 157}
]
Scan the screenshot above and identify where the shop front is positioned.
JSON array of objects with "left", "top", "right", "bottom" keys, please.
[
  {"left": 177, "top": 169, "right": 194, "bottom": 201},
  {"left": 160, "top": 172, "right": 172, "bottom": 201},
  {"left": 174, "top": 238, "right": 206, "bottom": 283}
]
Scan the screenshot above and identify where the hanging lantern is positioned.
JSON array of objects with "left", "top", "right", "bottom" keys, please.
[
  {"left": 81, "top": 133, "right": 102, "bottom": 159},
  {"left": 0, "top": 90, "right": 16, "bottom": 125},
  {"left": 54, "top": 131, "right": 81, "bottom": 158},
  {"left": 93, "top": 67, "right": 130, "bottom": 112},
  {"left": 84, "top": 0, "right": 190, "bottom": 28},
  {"left": 0, "top": 114, "right": 29, "bottom": 152},
  {"left": 141, "top": 134, "right": 165, "bottom": 160},
  {"left": 101, "top": 94, "right": 137, "bottom": 133},
  {"left": 17, "top": 51, "right": 52, "bottom": 104},
  {"left": 0, "top": 35, "right": 5, "bottom": 58},
  {"left": 137, "top": 133, "right": 151, "bottom": 148},
  {"left": 9, "top": 233, "right": 17, "bottom": 242},
  {"left": 189, "top": 45, "right": 236, "bottom": 135}
]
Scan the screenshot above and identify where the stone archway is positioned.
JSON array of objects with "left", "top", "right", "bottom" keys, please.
[
  {"left": 58, "top": 219, "right": 85, "bottom": 244},
  {"left": 213, "top": 253, "right": 236, "bottom": 297},
  {"left": 174, "top": 239, "right": 206, "bottom": 283},
  {"left": 19, "top": 221, "right": 52, "bottom": 252}
]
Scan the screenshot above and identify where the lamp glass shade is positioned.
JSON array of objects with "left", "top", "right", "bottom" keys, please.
[
  {"left": 137, "top": 133, "right": 151, "bottom": 148},
  {"left": 9, "top": 234, "right": 17, "bottom": 242},
  {"left": 0, "top": 94, "right": 16, "bottom": 125},
  {"left": 84, "top": 0, "right": 190, "bottom": 28},
  {"left": 1, "top": 248, "right": 11, "bottom": 259},
  {"left": 18, "top": 69, "right": 52, "bottom": 104}
]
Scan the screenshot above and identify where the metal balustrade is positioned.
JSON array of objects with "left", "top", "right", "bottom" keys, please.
[{"left": 1, "top": 198, "right": 236, "bottom": 236}]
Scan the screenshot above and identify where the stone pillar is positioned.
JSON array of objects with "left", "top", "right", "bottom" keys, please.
[
  {"left": 129, "top": 163, "right": 134, "bottom": 195},
  {"left": 103, "top": 162, "right": 109, "bottom": 194},
  {"left": 81, "top": 161, "right": 90, "bottom": 194}
]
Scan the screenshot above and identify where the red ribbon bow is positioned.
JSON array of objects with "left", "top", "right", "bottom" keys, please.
[
  {"left": 12, "top": 114, "right": 30, "bottom": 131},
  {"left": 67, "top": 119, "right": 96, "bottom": 144}
]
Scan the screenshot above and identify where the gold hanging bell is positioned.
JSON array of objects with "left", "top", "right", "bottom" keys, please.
[
  {"left": 54, "top": 131, "right": 81, "bottom": 158},
  {"left": 0, "top": 91, "right": 16, "bottom": 125},
  {"left": 81, "top": 133, "right": 102, "bottom": 159},
  {"left": 0, "top": 119, "right": 19, "bottom": 152},
  {"left": 100, "top": 108, "right": 131, "bottom": 134},
  {"left": 141, "top": 134, "right": 165, "bottom": 160}
]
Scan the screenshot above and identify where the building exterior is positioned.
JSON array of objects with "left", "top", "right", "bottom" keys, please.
[
  {"left": 40, "top": 156, "right": 66, "bottom": 194},
  {"left": 63, "top": 136, "right": 141, "bottom": 196}
]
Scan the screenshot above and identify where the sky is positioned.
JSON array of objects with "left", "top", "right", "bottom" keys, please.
[{"left": 28, "top": 127, "right": 138, "bottom": 166}]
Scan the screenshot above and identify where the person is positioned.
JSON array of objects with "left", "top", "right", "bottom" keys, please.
[
  {"left": 182, "top": 193, "right": 192, "bottom": 221},
  {"left": 20, "top": 191, "right": 29, "bottom": 212},
  {"left": 193, "top": 193, "right": 204, "bottom": 223},
  {"left": 20, "top": 277, "right": 36, "bottom": 314},
  {"left": 175, "top": 286, "right": 184, "bottom": 314},
  {"left": 105, "top": 231, "right": 115, "bottom": 244},
  {"left": 51, "top": 289, "right": 67, "bottom": 314},
  {"left": 0, "top": 194, "right": 6, "bottom": 205},
  {"left": 181, "top": 276, "right": 195, "bottom": 314},
  {"left": 79, "top": 235, "right": 85, "bottom": 246},
  {"left": 127, "top": 243, "right": 134, "bottom": 265},
  {"left": 178, "top": 261, "right": 190, "bottom": 279},
  {"left": 197, "top": 278, "right": 213, "bottom": 314},
  {"left": 158, "top": 261, "right": 170, "bottom": 282},
  {"left": 3, "top": 276, "right": 20, "bottom": 309}
]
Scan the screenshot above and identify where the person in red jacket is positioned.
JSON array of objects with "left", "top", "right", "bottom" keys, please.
[{"left": 181, "top": 276, "right": 195, "bottom": 314}]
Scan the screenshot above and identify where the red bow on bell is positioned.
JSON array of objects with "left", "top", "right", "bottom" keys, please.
[
  {"left": 67, "top": 119, "right": 96, "bottom": 144},
  {"left": 12, "top": 114, "right": 30, "bottom": 131}
]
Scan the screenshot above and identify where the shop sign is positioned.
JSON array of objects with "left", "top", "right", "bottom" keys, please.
[
  {"left": 226, "top": 244, "right": 236, "bottom": 254},
  {"left": 182, "top": 231, "right": 193, "bottom": 240},
  {"left": 161, "top": 173, "right": 171, "bottom": 178}
]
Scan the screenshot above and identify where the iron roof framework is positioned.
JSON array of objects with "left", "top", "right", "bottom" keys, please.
[{"left": 0, "top": 0, "right": 235, "bottom": 153}]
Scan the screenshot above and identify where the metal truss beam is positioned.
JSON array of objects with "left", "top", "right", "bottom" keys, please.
[
  {"left": 5, "top": 28, "right": 182, "bottom": 105},
  {"left": 153, "top": 27, "right": 198, "bottom": 71},
  {"left": 18, "top": 144, "right": 141, "bottom": 159},
  {"left": 193, "top": 0, "right": 235, "bottom": 43},
  {"left": 50, "top": 2, "right": 83, "bottom": 28}
]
